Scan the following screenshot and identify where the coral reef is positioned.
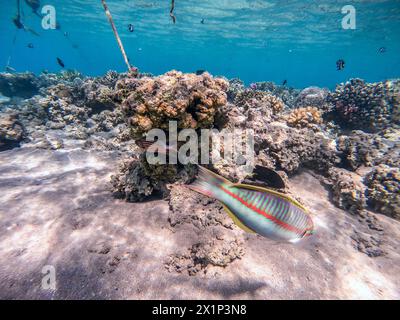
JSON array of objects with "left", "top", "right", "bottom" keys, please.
[
  {"left": 226, "top": 78, "right": 245, "bottom": 102},
  {"left": 233, "top": 89, "right": 284, "bottom": 115},
  {"left": 0, "top": 72, "right": 41, "bottom": 98},
  {"left": 329, "top": 78, "right": 400, "bottom": 133},
  {"left": 286, "top": 106, "right": 323, "bottom": 129},
  {"left": 118, "top": 70, "right": 228, "bottom": 139},
  {"left": 295, "top": 86, "right": 331, "bottom": 110},
  {"left": 336, "top": 131, "right": 387, "bottom": 170},
  {"left": 111, "top": 154, "right": 197, "bottom": 201},
  {"left": 0, "top": 113, "right": 25, "bottom": 151},
  {"left": 365, "top": 165, "right": 400, "bottom": 220},
  {"left": 249, "top": 81, "right": 300, "bottom": 108},
  {"left": 328, "top": 168, "right": 367, "bottom": 215}
]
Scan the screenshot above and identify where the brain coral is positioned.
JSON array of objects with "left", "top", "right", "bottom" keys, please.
[
  {"left": 329, "top": 78, "right": 400, "bottom": 133},
  {"left": 118, "top": 70, "right": 228, "bottom": 138}
]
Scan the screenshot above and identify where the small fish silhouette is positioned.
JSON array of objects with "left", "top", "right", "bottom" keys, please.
[
  {"left": 195, "top": 69, "right": 206, "bottom": 75},
  {"left": 336, "top": 59, "right": 345, "bottom": 71},
  {"left": 201, "top": 19, "right": 205, "bottom": 24},
  {"left": 282, "top": 80, "right": 287, "bottom": 86},
  {"left": 128, "top": 24, "right": 134, "bottom": 32},
  {"left": 378, "top": 47, "right": 386, "bottom": 53},
  {"left": 56, "top": 57, "right": 65, "bottom": 68},
  {"left": 27, "top": 43, "right": 34, "bottom": 49}
]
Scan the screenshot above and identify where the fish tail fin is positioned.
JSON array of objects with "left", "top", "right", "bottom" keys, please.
[{"left": 187, "top": 165, "right": 231, "bottom": 199}]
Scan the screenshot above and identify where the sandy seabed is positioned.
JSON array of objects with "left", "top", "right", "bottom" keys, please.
[{"left": 0, "top": 147, "right": 399, "bottom": 300}]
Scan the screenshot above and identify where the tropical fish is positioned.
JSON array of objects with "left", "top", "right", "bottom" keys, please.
[
  {"left": 378, "top": 47, "right": 386, "bottom": 53},
  {"left": 56, "top": 57, "right": 65, "bottom": 68},
  {"left": 336, "top": 59, "right": 345, "bottom": 71},
  {"left": 201, "top": 19, "right": 205, "bottom": 24},
  {"left": 282, "top": 79, "right": 287, "bottom": 86},
  {"left": 27, "top": 43, "right": 34, "bottom": 48},
  {"left": 188, "top": 166, "right": 314, "bottom": 242},
  {"left": 128, "top": 24, "right": 134, "bottom": 32},
  {"left": 195, "top": 69, "right": 206, "bottom": 75}
]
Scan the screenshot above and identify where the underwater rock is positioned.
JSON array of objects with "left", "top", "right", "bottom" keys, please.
[
  {"left": 329, "top": 78, "right": 400, "bottom": 133},
  {"left": 110, "top": 155, "right": 197, "bottom": 202},
  {"left": 295, "top": 86, "right": 331, "bottom": 111},
  {"left": 328, "top": 168, "right": 367, "bottom": 215},
  {"left": 168, "top": 185, "right": 234, "bottom": 230},
  {"left": 365, "top": 165, "right": 400, "bottom": 220},
  {"left": 336, "top": 131, "right": 387, "bottom": 171},
  {"left": 350, "top": 229, "right": 385, "bottom": 258},
  {"left": 286, "top": 106, "right": 323, "bottom": 129},
  {"left": 0, "top": 113, "right": 25, "bottom": 151},
  {"left": 165, "top": 185, "right": 245, "bottom": 275},
  {"left": 165, "top": 239, "right": 244, "bottom": 275},
  {"left": 0, "top": 72, "right": 40, "bottom": 98},
  {"left": 118, "top": 70, "right": 229, "bottom": 139}
]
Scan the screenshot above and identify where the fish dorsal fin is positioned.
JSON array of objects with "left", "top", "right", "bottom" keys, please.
[
  {"left": 233, "top": 183, "right": 308, "bottom": 212},
  {"left": 222, "top": 204, "right": 256, "bottom": 234},
  {"left": 252, "top": 165, "right": 286, "bottom": 189}
]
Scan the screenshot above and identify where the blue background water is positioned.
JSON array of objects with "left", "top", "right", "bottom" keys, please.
[{"left": 0, "top": 0, "right": 399, "bottom": 89}]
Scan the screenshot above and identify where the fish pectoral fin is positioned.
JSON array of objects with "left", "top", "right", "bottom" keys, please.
[{"left": 223, "top": 205, "right": 256, "bottom": 234}]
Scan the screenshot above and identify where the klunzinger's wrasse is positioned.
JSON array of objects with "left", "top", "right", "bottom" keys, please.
[{"left": 188, "top": 166, "right": 314, "bottom": 243}]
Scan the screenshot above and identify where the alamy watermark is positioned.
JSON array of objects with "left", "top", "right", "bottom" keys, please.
[
  {"left": 341, "top": 5, "right": 356, "bottom": 30},
  {"left": 144, "top": 121, "right": 255, "bottom": 173},
  {"left": 41, "top": 265, "right": 56, "bottom": 291},
  {"left": 41, "top": 5, "right": 57, "bottom": 30}
]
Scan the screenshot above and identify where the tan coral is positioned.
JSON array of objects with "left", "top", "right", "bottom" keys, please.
[
  {"left": 117, "top": 70, "right": 228, "bottom": 138},
  {"left": 286, "top": 106, "right": 323, "bottom": 128}
]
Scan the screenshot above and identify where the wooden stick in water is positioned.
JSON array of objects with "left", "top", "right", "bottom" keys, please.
[
  {"left": 101, "top": 0, "right": 133, "bottom": 72},
  {"left": 170, "top": 0, "right": 176, "bottom": 24}
]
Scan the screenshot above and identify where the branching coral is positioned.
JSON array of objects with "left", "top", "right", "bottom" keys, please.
[{"left": 286, "top": 106, "right": 323, "bottom": 129}]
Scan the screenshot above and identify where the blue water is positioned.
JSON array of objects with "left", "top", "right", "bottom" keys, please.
[{"left": 1, "top": 0, "right": 400, "bottom": 89}]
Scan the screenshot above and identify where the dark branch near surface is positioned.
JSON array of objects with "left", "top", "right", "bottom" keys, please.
[{"left": 170, "top": 0, "right": 176, "bottom": 24}]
